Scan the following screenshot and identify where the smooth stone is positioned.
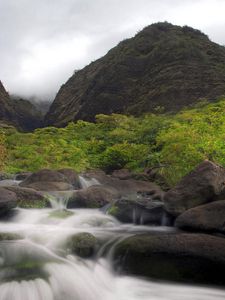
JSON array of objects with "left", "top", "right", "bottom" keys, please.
[
  {"left": 66, "top": 232, "right": 97, "bottom": 258},
  {"left": 113, "top": 232, "right": 225, "bottom": 286},
  {"left": 175, "top": 200, "right": 225, "bottom": 234},
  {"left": 164, "top": 160, "right": 225, "bottom": 216}
]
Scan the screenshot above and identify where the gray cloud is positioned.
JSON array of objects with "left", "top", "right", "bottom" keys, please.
[{"left": 0, "top": 0, "right": 225, "bottom": 101}]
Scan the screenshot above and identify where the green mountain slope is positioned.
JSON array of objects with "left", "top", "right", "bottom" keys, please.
[{"left": 46, "top": 22, "right": 225, "bottom": 126}]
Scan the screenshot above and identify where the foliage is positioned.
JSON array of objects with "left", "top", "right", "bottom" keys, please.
[
  {"left": 3, "top": 99, "right": 225, "bottom": 186},
  {"left": 0, "top": 131, "right": 7, "bottom": 171}
]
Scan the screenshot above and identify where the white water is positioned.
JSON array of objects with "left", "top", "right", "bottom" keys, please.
[
  {"left": 79, "top": 175, "right": 100, "bottom": 189},
  {"left": 0, "top": 205, "right": 224, "bottom": 299}
]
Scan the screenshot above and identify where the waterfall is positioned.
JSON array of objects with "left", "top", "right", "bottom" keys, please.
[
  {"left": 78, "top": 176, "right": 100, "bottom": 189},
  {"left": 46, "top": 191, "right": 74, "bottom": 209}
]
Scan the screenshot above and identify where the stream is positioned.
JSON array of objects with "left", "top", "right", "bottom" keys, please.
[{"left": 0, "top": 179, "right": 224, "bottom": 299}]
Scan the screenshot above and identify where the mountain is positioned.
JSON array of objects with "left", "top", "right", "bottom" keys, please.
[
  {"left": 0, "top": 81, "right": 43, "bottom": 131},
  {"left": 46, "top": 22, "right": 225, "bottom": 127}
]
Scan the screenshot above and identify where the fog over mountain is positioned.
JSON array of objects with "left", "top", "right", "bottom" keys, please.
[{"left": 1, "top": 0, "right": 225, "bottom": 101}]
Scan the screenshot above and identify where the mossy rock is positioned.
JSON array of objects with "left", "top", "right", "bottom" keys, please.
[
  {"left": 1, "top": 261, "right": 48, "bottom": 282},
  {"left": 107, "top": 204, "right": 119, "bottom": 216},
  {"left": 17, "top": 197, "right": 49, "bottom": 208},
  {"left": 48, "top": 210, "right": 74, "bottom": 219},
  {"left": 0, "top": 232, "right": 23, "bottom": 241},
  {"left": 114, "top": 232, "right": 225, "bottom": 286},
  {"left": 66, "top": 232, "right": 97, "bottom": 258}
]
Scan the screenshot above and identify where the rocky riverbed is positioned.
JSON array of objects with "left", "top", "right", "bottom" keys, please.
[{"left": 0, "top": 160, "right": 225, "bottom": 299}]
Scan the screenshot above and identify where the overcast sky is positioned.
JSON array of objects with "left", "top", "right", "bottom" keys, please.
[{"left": 0, "top": 0, "right": 225, "bottom": 101}]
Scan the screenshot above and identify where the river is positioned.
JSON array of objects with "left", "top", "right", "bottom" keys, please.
[{"left": 0, "top": 201, "right": 224, "bottom": 300}]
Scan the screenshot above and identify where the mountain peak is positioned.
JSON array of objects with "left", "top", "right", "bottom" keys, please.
[{"left": 45, "top": 23, "right": 225, "bottom": 127}]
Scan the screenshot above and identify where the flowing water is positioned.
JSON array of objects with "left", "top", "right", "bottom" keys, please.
[{"left": 0, "top": 194, "right": 224, "bottom": 299}]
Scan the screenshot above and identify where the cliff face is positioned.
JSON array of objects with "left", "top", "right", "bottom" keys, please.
[
  {"left": 0, "top": 81, "right": 16, "bottom": 126},
  {"left": 45, "top": 22, "right": 225, "bottom": 127},
  {"left": 0, "top": 81, "right": 43, "bottom": 131}
]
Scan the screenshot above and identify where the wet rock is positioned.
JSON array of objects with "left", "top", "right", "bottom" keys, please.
[
  {"left": 84, "top": 171, "right": 163, "bottom": 199},
  {"left": 175, "top": 200, "right": 225, "bottom": 234},
  {"left": 20, "top": 169, "right": 69, "bottom": 184},
  {"left": 58, "top": 168, "right": 80, "bottom": 189},
  {"left": 0, "top": 173, "right": 14, "bottom": 181},
  {"left": 15, "top": 172, "right": 32, "bottom": 181},
  {"left": 0, "top": 232, "right": 23, "bottom": 241},
  {"left": 48, "top": 210, "right": 74, "bottom": 219},
  {"left": 0, "top": 179, "right": 19, "bottom": 187},
  {"left": 112, "top": 169, "right": 133, "bottom": 180},
  {"left": 0, "top": 187, "right": 17, "bottom": 217},
  {"left": 113, "top": 232, "right": 225, "bottom": 286},
  {"left": 22, "top": 181, "right": 73, "bottom": 191},
  {"left": 108, "top": 197, "right": 166, "bottom": 225},
  {"left": 67, "top": 186, "right": 116, "bottom": 208},
  {"left": 19, "top": 169, "right": 73, "bottom": 191},
  {"left": 164, "top": 160, "right": 225, "bottom": 216},
  {"left": 66, "top": 232, "right": 97, "bottom": 258},
  {"left": 4, "top": 186, "right": 50, "bottom": 208}
]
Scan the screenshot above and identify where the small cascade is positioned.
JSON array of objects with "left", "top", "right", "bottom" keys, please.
[
  {"left": 0, "top": 206, "right": 224, "bottom": 299},
  {"left": 78, "top": 176, "right": 100, "bottom": 189},
  {"left": 0, "top": 179, "right": 22, "bottom": 187},
  {"left": 161, "top": 211, "right": 174, "bottom": 227},
  {"left": 46, "top": 191, "right": 74, "bottom": 210}
]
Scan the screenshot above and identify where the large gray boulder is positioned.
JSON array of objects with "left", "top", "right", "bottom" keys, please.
[
  {"left": 58, "top": 168, "right": 80, "bottom": 189},
  {"left": 108, "top": 197, "right": 166, "bottom": 225},
  {"left": 0, "top": 187, "right": 17, "bottom": 216},
  {"left": 19, "top": 169, "right": 73, "bottom": 191},
  {"left": 163, "top": 160, "right": 225, "bottom": 216},
  {"left": 175, "top": 200, "right": 225, "bottom": 234},
  {"left": 4, "top": 186, "right": 49, "bottom": 208},
  {"left": 113, "top": 232, "right": 225, "bottom": 285},
  {"left": 83, "top": 170, "right": 163, "bottom": 199},
  {"left": 67, "top": 186, "right": 117, "bottom": 208}
]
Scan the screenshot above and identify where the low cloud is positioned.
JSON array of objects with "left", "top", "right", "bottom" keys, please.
[{"left": 0, "top": 0, "right": 225, "bottom": 101}]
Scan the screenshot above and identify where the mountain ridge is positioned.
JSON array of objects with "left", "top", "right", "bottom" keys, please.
[
  {"left": 0, "top": 81, "right": 44, "bottom": 131},
  {"left": 45, "top": 22, "right": 225, "bottom": 127}
]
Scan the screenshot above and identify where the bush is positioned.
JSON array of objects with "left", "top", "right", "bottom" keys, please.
[{"left": 0, "top": 132, "right": 7, "bottom": 171}]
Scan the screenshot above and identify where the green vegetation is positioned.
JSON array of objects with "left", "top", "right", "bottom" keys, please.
[
  {"left": 48, "top": 210, "right": 74, "bottom": 219},
  {"left": 2, "top": 99, "right": 225, "bottom": 186},
  {"left": 0, "top": 132, "right": 6, "bottom": 171},
  {"left": 17, "top": 198, "right": 49, "bottom": 209},
  {"left": 0, "top": 232, "right": 23, "bottom": 241},
  {"left": 107, "top": 204, "right": 119, "bottom": 217}
]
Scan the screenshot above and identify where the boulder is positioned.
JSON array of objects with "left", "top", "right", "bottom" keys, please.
[
  {"left": 23, "top": 181, "right": 73, "bottom": 191},
  {"left": 20, "top": 169, "right": 69, "bottom": 185},
  {"left": 66, "top": 232, "right": 97, "bottom": 258},
  {"left": 175, "top": 200, "right": 225, "bottom": 234},
  {"left": 0, "top": 173, "right": 14, "bottom": 181},
  {"left": 0, "top": 187, "right": 17, "bottom": 217},
  {"left": 163, "top": 160, "right": 225, "bottom": 216},
  {"left": 4, "top": 186, "right": 50, "bottom": 208},
  {"left": 108, "top": 197, "right": 166, "bottom": 225},
  {"left": 67, "top": 186, "right": 117, "bottom": 208},
  {"left": 19, "top": 169, "right": 73, "bottom": 191},
  {"left": 15, "top": 172, "right": 32, "bottom": 181},
  {"left": 0, "top": 232, "right": 23, "bottom": 241},
  {"left": 112, "top": 169, "right": 133, "bottom": 180},
  {"left": 58, "top": 168, "right": 80, "bottom": 189},
  {"left": 83, "top": 171, "right": 163, "bottom": 199},
  {"left": 113, "top": 232, "right": 225, "bottom": 285}
]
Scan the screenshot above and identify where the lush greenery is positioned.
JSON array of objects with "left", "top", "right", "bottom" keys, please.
[
  {"left": 2, "top": 99, "right": 225, "bottom": 186},
  {"left": 0, "top": 132, "right": 7, "bottom": 171}
]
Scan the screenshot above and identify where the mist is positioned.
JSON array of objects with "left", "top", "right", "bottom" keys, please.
[{"left": 1, "top": 0, "right": 225, "bottom": 101}]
